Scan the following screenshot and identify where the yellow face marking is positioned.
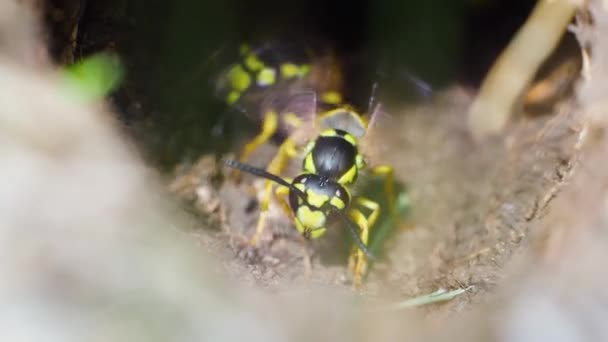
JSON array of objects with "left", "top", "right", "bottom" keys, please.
[
  {"left": 303, "top": 153, "right": 316, "bottom": 173},
  {"left": 296, "top": 206, "right": 326, "bottom": 230},
  {"left": 306, "top": 190, "right": 329, "bottom": 208},
  {"left": 227, "top": 64, "right": 251, "bottom": 92},
  {"left": 338, "top": 164, "right": 358, "bottom": 185},
  {"left": 330, "top": 196, "right": 345, "bottom": 209},
  {"left": 257, "top": 67, "right": 276, "bottom": 86},
  {"left": 245, "top": 53, "right": 264, "bottom": 71},
  {"left": 321, "top": 91, "right": 343, "bottom": 105}
]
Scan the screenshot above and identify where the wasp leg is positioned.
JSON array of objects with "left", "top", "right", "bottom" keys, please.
[
  {"left": 249, "top": 137, "right": 298, "bottom": 246},
  {"left": 232, "top": 110, "right": 278, "bottom": 179},
  {"left": 274, "top": 182, "right": 293, "bottom": 220},
  {"left": 371, "top": 165, "right": 395, "bottom": 215},
  {"left": 347, "top": 197, "right": 380, "bottom": 288}
]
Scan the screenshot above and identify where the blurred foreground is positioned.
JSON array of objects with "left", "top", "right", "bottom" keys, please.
[{"left": 2, "top": 1, "right": 608, "bottom": 341}]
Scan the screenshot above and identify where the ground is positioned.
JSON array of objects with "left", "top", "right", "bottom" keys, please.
[
  {"left": 38, "top": 1, "right": 583, "bottom": 313},
  {"left": 168, "top": 85, "right": 581, "bottom": 313},
  {"left": 8, "top": 1, "right": 608, "bottom": 341}
]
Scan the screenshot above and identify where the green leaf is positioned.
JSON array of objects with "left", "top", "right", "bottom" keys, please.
[{"left": 60, "top": 53, "right": 124, "bottom": 102}]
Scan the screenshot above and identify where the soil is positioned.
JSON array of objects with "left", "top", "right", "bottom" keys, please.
[
  {"left": 168, "top": 86, "right": 581, "bottom": 313},
  {"left": 42, "top": 0, "right": 583, "bottom": 315}
]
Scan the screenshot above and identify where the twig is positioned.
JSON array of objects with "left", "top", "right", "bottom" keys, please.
[{"left": 468, "top": 0, "right": 581, "bottom": 140}]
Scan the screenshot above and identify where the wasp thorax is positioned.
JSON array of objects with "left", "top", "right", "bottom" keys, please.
[{"left": 303, "top": 129, "right": 363, "bottom": 185}]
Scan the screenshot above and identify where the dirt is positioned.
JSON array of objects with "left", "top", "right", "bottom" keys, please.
[
  {"left": 38, "top": 0, "right": 583, "bottom": 312},
  {"left": 374, "top": 89, "right": 579, "bottom": 306},
  {"left": 168, "top": 85, "right": 581, "bottom": 313}
]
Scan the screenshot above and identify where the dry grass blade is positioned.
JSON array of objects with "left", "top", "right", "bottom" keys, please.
[{"left": 468, "top": 0, "right": 580, "bottom": 139}]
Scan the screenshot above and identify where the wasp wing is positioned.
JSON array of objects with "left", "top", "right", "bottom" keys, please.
[
  {"left": 317, "top": 108, "right": 368, "bottom": 139},
  {"left": 258, "top": 89, "right": 319, "bottom": 143}
]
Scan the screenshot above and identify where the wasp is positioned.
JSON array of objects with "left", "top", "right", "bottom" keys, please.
[{"left": 217, "top": 42, "right": 397, "bottom": 287}]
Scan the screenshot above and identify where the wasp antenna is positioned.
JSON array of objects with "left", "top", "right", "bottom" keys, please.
[
  {"left": 224, "top": 159, "right": 290, "bottom": 187},
  {"left": 223, "top": 159, "right": 307, "bottom": 200},
  {"left": 335, "top": 210, "right": 376, "bottom": 261}
]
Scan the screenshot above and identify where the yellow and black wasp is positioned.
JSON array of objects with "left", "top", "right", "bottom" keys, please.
[{"left": 216, "top": 42, "right": 399, "bottom": 287}]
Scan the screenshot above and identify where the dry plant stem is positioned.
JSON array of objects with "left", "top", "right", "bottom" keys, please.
[{"left": 468, "top": 0, "right": 579, "bottom": 140}]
